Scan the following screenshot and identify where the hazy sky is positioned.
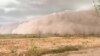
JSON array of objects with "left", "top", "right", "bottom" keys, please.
[{"left": 0, "top": 0, "right": 93, "bottom": 25}]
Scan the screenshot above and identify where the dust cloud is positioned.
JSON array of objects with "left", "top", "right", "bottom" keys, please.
[{"left": 11, "top": 8, "right": 100, "bottom": 35}]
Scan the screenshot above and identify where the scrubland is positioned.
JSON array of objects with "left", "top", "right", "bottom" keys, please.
[{"left": 0, "top": 34, "right": 100, "bottom": 56}]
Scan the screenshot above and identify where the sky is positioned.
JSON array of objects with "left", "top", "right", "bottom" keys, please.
[{"left": 0, "top": 0, "right": 93, "bottom": 25}]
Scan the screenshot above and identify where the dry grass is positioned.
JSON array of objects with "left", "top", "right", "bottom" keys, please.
[{"left": 0, "top": 35, "right": 100, "bottom": 56}]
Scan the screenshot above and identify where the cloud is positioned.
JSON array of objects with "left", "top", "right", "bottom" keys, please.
[
  {"left": 0, "top": 0, "right": 93, "bottom": 25},
  {"left": 5, "top": 0, "right": 93, "bottom": 15},
  {"left": 0, "top": 0, "right": 19, "bottom": 7}
]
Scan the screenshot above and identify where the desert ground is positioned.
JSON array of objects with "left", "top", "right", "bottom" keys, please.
[{"left": 0, "top": 35, "right": 100, "bottom": 56}]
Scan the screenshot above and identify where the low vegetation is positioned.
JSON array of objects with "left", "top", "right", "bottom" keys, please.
[{"left": 0, "top": 34, "right": 99, "bottom": 56}]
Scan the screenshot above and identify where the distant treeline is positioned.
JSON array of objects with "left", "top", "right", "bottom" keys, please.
[{"left": 0, "top": 34, "right": 100, "bottom": 39}]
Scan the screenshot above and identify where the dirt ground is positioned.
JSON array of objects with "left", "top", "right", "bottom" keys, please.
[
  {"left": 0, "top": 37, "right": 100, "bottom": 56},
  {"left": 68, "top": 48, "right": 100, "bottom": 56},
  {"left": 43, "top": 47, "right": 100, "bottom": 56}
]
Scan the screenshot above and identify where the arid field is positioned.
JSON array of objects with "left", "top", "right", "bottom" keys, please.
[{"left": 0, "top": 35, "right": 100, "bottom": 56}]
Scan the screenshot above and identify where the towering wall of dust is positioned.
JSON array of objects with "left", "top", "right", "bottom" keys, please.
[
  {"left": 12, "top": 9, "right": 100, "bottom": 35},
  {"left": 0, "top": 23, "right": 20, "bottom": 34}
]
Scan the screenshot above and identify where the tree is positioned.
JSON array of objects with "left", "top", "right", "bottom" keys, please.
[{"left": 93, "top": 0, "right": 100, "bottom": 15}]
